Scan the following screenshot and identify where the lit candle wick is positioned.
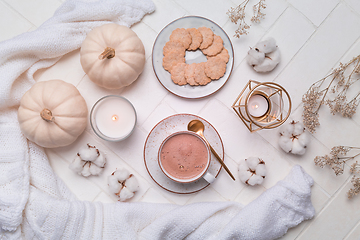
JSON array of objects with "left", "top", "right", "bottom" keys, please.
[
  {"left": 112, "top": 115, "right": 118, "bottom": 121},
  {"left": 247, "top": 94, "right": 269, "bottom": 117}
]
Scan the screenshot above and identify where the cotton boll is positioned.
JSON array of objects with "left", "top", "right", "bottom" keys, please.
[
  {"left": 254, "top": 37, "right": 277, "bottom": 53},
  {"left": 238, "top": 157, "right": 266, "bottom": 186},
  {"left": 119, "top": 187, "right": 135, "bottom": 202},
  {"left": 108, "top": 175, "right": 121, "bottom": 193},
  {"left": 266, "top": 48, "right": 280, "bottom": 64},
  {"left": 69, "top": 156, "right": 84, "bottom": 173},
  {"left": 114, "top": 168, "right": 130, "bottom": 181},
  {"left": 238, "top": 159, "right": 249, "bottom": 172},
  {"left": 279, "top": 136, "right": 293, "bottom": 153},
  {"left": 298, "top": 131, "right": 310, "bottom": 146},
  {"left": 239, "top": 168, "right": 253, "bottom": 183},
  {"left": 291, "top": 139, "right": 306, "bottom": 155},
  {"left": 124, "top": 175, "right": 139, "bottom": 192},
  {"left": 80, "top": 164, "right": 91, "bottom": 177},
  {"left": 279, "top": 120, "right": 310, "bottom": 155},
  {"left": 89, "top": 163, "right": 103, "bottom": 175},
  {"left": 247, "top": 38, "right": 280, "bottom": 73},
  {"left": 255, "top": 164, "right": 267, "bottom": 177},
  {"left": 246, "top": 157, "right": 260, "bottom": 170},
  {"left": 279, "top": 127, "right": 292, "bottom": 138},
  {"left": 253, "top": 48, "right": 280, "bottom": 72},
  {"left": 246, "top": 48, "right": 265, "bottom": 66},
  {"left": 108, "top": 169, "right": 139, "bottom": 201},
  {"left": 293, "top": 121, "right": 305, "bottom": 136},
  {"left": 93, "top": 154, "right": 106, "bottom": 167},
  {"left": 70, "top": 144, "right": 106, "bottom": 177},
  {"left": 79, "top": 145, "right": 98, "bottom": 161},
  {"left": 247, "top": 174, "right": 264, "bottom": 186}
]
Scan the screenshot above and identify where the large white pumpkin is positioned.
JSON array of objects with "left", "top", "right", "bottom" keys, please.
[
  {"left": 80, "top": 23, "right": 146, "bottom": 89},
  {"left": 18, "top": 80, "right": 88, "bottom": 148}
]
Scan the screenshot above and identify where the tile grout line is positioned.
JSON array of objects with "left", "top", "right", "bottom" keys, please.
[
  {"left": 343, "top": 217, "right": 360, "bottom": 240},
  {"left": 0, "top": 0, "right": 37, "bottom": 29},
  {"left": 341, "top": 0, "right": 360, "bottom": 18}
]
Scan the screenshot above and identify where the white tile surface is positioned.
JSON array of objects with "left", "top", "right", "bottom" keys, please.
[
  {"left": 3, "top": 0, "right": 61, "bottom": 27},
  {"left": 276, "top": 2, "right": 360, "bottom": 108},
  {"left": 4, "top": 0, "right": 360, "bottom": 239},
  {"left": 297, "top": 177, "right": 360, "bottom": 240},
  {"left": 0, "top": 1, "right": 34, "bottom": 42},
  {"left": 287, "top": 0, "right": 339, "bottom": 27}
]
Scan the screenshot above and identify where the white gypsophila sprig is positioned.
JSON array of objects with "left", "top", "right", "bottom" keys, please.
[
  {"left": 227, "top": 0, "right": 266, "bottom": 38},
  {"left": 314, "top": 146, "right": 360, "bottom": 198},
  {"left": 302, "top": 55, "right": 360, "bottom": 133}
]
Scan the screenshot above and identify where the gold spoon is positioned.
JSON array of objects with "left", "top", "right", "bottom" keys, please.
[{"left": 187, "top": 119, "right": 236, "bottom": 181}]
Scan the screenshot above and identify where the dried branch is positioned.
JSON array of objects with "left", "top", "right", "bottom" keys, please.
[
  {"left": 302, "top": 55, "right": 360, "bottom": 133},
  {"left": 314, "top": 146, "right": 360, "bottom": 198},
  {"left": 227, "top": 0, "right": 266, "bottom": 38}
]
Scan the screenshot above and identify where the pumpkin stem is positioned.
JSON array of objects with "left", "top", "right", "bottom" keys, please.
[
  {"left": 40, "top": 108, "right": 55, "bottom": 122},
  {"left": 99, "top": 47, "right": 115, "bottom": 60}
]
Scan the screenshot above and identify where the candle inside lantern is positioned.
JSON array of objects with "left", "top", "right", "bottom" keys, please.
[
  {"left": 91, "top": 96, "right": 136, "bottom": 141},
  {"left": 247, "top": 94, "right": 269, "bottom": 117}
]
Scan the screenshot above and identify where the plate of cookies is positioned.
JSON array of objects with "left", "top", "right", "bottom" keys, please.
[{"left": 152, "top": 16, "right": 234, "bottom": 99}]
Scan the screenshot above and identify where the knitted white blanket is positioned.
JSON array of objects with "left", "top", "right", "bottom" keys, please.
[{"left": 0, "top": 0, "right": 315, "bottom": 239}]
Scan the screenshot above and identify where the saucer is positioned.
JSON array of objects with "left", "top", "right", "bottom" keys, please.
[
  {"left": 152, "top": 16, "right": 234, "bottom": 99},
  {"left": 143, "top": 113, "right": 223, "bottom": 194}
]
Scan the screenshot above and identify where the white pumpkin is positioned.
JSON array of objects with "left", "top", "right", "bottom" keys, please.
[
  {"left": 18, "top": 80, "right": 88, "bottom": 148},
  {"left": 80, "top": 23, "right": 145, "bottom": 89}
]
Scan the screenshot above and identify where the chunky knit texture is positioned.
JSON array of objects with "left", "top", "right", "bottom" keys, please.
[
  {"left": 0, "top": 0, "right": 315, "bottom": 239},
  {"left": 0, "top": 0, "right": 155, "bottom": 234}
]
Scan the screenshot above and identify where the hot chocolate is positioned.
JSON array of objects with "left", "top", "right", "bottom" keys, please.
[{"left": 159, "top": 132, "right": 209, "bottom": 182}]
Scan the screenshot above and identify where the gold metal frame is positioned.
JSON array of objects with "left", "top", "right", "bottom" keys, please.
[{"left": 232, "top": 80, "right": 292, "bottom": 132}]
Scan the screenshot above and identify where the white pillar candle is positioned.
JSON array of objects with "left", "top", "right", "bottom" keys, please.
[
  {"left": 91, "top": 96, "right": 136, "bottom": 141},
  {"left": 247, "top": 94, "right": 269, "bottom": 117}
]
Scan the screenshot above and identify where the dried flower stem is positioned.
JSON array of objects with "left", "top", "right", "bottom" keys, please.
[
  {"left": 314, "top": 146, "right": 360, "bottom": 198},
  {"left": 302, "top": 55, "right": 360, "bottom": 133},
  {"left": 227, "top": 0, "right": 266, "bottom": 38}
]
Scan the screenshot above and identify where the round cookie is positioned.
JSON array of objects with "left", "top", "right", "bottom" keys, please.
[
  {"left": 163, "top": 40, "right": 186, "bottom": 56},
  {"left": 162, "top": 50, "right": 186, "bottom": 72},
  {"left": 170, "top": 63, "right": 187, "bottom": 86},
  {"left": 194, "top": 62, "right": 212, "bottom": 86},
  {"left": 198, "top": 27, "right": 214, "bottom": 50},
  {"left": 205, "top": 57, "right": 227, "bottom": 80},
  {"left": 202, "top": 35, "right": 224, "bottom": 57},
  {"left": 169, "top": 28, "right": 192, "bottom": 49},
  {"left": 185, "top": 63, "right": 199, "bottom": 86},
  {"left": 207, "top": 48, "right": 229, "bottom": 63},
  {"left": 187, "top": 28, "right": 203, "bottom": 50}
]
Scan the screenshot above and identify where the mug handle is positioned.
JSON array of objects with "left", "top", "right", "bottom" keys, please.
[{"left": 202, "top": 172, "right": 215, "bottom": 184}]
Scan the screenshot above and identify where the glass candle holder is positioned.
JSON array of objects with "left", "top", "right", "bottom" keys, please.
[
  {"left": 232, "top": 80, "right": 291, "bottom": 132},
  {"left": 90, "top": 95, "right": 137, "bottom": 141}
]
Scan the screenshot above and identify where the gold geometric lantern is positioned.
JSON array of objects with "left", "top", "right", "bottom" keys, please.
[{"left": 232, "top": 80, "right": 292, "bottom": 132}]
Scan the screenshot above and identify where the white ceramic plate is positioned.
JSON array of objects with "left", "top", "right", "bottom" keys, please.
[
  {"left": 143, "top": 113, "right": 224, "bottom": 194},
  {"left": 152, "top": 16, "right": 234, "bottom": 99}
]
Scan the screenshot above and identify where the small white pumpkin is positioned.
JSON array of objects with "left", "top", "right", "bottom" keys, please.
[
  {"left": 18, "top": 80, "right": 88, "bottom": 148},
  {"left": 80, "top": 23, "right": 146, "bottom": 89}
]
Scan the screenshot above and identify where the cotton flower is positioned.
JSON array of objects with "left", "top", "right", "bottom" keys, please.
[
  {"left": 246, "top": 37, "right": 280, "bottom": 72},
  {"left": 108, "top": 168, "right": 139, "bottom": 202},
  {"left": 279, "top": 120, "right": 310, "bottom": 155},
  {"left": 69, "top": 144, "right": 106, "bottom": 177},
  {"left": 238, "top": 157, "right": 266, "bottom": 186}
]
